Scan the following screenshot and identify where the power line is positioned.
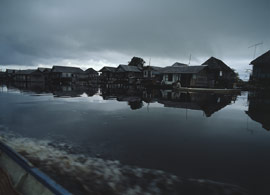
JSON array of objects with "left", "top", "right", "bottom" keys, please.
[{"left": 248, "top": 42, "right": 263, "bottom": 59}]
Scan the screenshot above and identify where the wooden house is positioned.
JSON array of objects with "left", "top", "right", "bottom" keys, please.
[
  {"left": 84, "top": 68, "right": 99, "bottom": 83},
  {"left": 15, "top": 69, "right": 44, "bottom": 83},
  {"left": 5, "top": 69, "right": 18, "bottom": 81},
  {"left": 249, "top": 50, "right": 270, "bottom": 82},
  {"left": 115, "top": 65, "right": 142, "bottom": 83},
  {"left": 202, "top": 57, "right": 236, "bottom": 88},
  {"left": 38, "top": 67, "right": 52, "bottom": 83},
  {"left": 0, "top": 71, "right": 5, "bottom": 81},
  {"left": 50, "top": 66, "right": 85, "bottom": 84},
  {"left": 161, "top": 64, "right": 209, "bottom": 87},
  {"left": 99, "top": 66, "right": 117, "bottom": 83}
]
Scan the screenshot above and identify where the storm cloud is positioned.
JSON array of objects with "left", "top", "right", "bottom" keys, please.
[{"left": 0, "top": 0, "right": 269, "bottom": 78}]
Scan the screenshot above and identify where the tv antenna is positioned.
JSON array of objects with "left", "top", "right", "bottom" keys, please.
[
  {"left": 248, "top": 42, "right": 263, "bottom": 59},
  {"left": 188, "top": 54, "right": 192, "bottom": 65}
]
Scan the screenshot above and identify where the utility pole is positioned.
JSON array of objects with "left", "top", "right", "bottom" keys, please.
[
  {"left": 149, "top": 58, "right": 151, "bottom": 66},
  {"left": 248, "top": 42, "right": 263, "bottom": 59}
]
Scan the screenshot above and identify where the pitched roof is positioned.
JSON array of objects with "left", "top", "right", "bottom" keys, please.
[
  {"left": 172, "top": 62, "right": 188, "bottom": 67},
  {"left": 250, "top": 50, "right": 270, "bottom": 66},
  {"left": 143, "top": 66, "right": 163, "bottom": 71},
  {"left": 85, "top": 68, "right": 98, "bottom": 73},
  {"left": 6, "top": 69, "right": 18, "bottom": 73},
  {"left": 202, "top": 57, "right": 233, "bottom": 72},
  {"left": 38, "top": 67, "right": 51, "bottom": 72},
  {"left": 161, "top": 65, "right": 207, "bottom": 74},
  {"left": 52, "top": 66, "right": 84, "bottom": 74},
  {"left": 99, "top": 66, "right": 117, "bottom": 72},
  {"left": 16, "top": 69, "right": 38, "bottom": 75},
  {"left": 116, "top": 65, "right": 142, "bottom": 73}
]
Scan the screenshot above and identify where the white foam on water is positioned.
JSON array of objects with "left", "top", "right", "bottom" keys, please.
[{"left": 0, "top": 132, "right": 247, "bottom": 195}]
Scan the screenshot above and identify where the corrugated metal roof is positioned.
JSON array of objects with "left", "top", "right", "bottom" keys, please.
[
  {"left": 52, "top": 66, "right": 84, "bottom": 74},
  {"left": 38, "top": 68, "right": 51, "bottom": 72},
  {"left": 99, "top": 66, "right": 117, "bottom": 72},
  {"left": 161, "top": 65, "right": 207, "bottom": 74},
  {"left": 6, "top": 69, "right": 18, "bottom": 74},
  {"left": 250, "top": 50, "right": 270, "bottom": 66},
  {"left": 16, "top": 69, "right": 37, "bottom": 75},
  {"left": 144, "top": 66, "right": 163, "bottom": 71},
  {"left": 117, "top": 65, "right": 142, "bottom": 72},
  {"left": 172, "top": 62, "right": 188, "bottom": 67}
]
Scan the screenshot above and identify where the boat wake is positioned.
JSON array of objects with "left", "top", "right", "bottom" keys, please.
[{"left": 0, "top": 132, "right": 247, "bottom": 195}]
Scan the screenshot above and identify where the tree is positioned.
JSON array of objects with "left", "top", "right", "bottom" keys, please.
[{"left": 128, "top": 57, "right": 145, "bottom": 68}]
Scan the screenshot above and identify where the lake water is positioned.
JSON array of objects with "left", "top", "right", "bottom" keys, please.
[{"left": 0, "top": 84, "right": 270, "bottom": 195}]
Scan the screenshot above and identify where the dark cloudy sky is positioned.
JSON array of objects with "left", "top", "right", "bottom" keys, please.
[{"left": 0, "top": 0, "right": 269, "bottom": 79}]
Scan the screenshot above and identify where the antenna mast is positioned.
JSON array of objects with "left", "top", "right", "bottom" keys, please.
[
  {"left": 188, "top": 54, "right": 192, "bottom": 65},
  {"left": 248, "top": 42, "right": 263, "bottom": 59}
]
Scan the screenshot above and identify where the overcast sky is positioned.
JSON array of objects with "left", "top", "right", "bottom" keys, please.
[{"left": 0, "top": 0, "right": 269, "bottom": 79}]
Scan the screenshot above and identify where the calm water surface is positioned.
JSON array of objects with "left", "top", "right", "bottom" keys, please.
[{"left": 0, "top": 84, "right": 270, "bottom": 195}]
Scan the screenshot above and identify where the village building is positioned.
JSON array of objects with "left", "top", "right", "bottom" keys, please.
[
  {"left": 84, "top": 68, "right": 99, "bottom": 84},
  {"left": 99, "top": 66, "right": 117, "bottom": 83},
  {"left": 161, "top": 63, "right": 209, "bottom": 87},
  {"left": 0, "top": 71, "right": 5, "bottom": 81},
  {"left": 15, "top": 69, "right": 45, "bottom": 83},
  {"left": 5, "top": 69, "right": 19, "bottom": 81},
  {"left": 38, "top": 67, "right": 52, "bottom": 83},
  {"left": 249, "top": 50, "right": 270, "bottom": 82},
  {"left": 202, "top": 57, "right": 236, "bottom": 88},
  {"left": 50, "top": 66, "right": 85, "bottom": 84},
  {"left": 115, "top": 65, "right": 142, "bottom": 84}
]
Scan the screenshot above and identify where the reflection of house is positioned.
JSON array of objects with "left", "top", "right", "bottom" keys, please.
[
  {"left": 202, "top": 57, "right": 236, "bottom": 88},
  {"left": 51, "top": 66, "right": 85, "bottom": 84},
  {"left": 246, "top": 90, "right": 270, "bottom": 130},
  {"left": 161, "top": 63, "right": 209, "bottom": 87},
  {"left": 101, "top": 86, "right": 144, "bottom": 110},
  {"left": 249, "top": 50, "right": 270, "bottom": 82},
  {"left": 159, "top": 90, "right": 235, "bottom": 117},
  {"left": 99, "top": 67, "right": 117, "bottom": 83},
  {"left": 15, "top": 69, "right": 45, "bottom": 83},
  {"left": 100, "top": 85, "right": 236, "bottom": 114}
]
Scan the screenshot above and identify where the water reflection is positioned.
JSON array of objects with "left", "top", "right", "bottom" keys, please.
[
  {"left": 4, "top": 83, "right": 239, "bottom": 116},
  {"left": 6, "top": 82, "right": 99, "bottom": 98},
  {"left": 246, "top": 90, "right": 270, "bottom": 131},
  {"left": 101, "top": 86, "right": 237, "bottom": 115},
  {"left": 2, "top": 84, "right": 270, "bottom": 194}
]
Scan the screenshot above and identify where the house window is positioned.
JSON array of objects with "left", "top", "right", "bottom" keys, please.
[
  {"left": 168, "top": 74, "right": 173, "bottom": 81},
  {"left": 192, "top": 74, "right": 197, "bottom": 79},
  {"left": 220, "top": 71, "right": 223, "bottom": 76},
  {"left": 165, "top": 74, "right": 168, "bottom": 81},
  {"left": 144, "top": 71, "right": 148, "bottom": 77}
]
